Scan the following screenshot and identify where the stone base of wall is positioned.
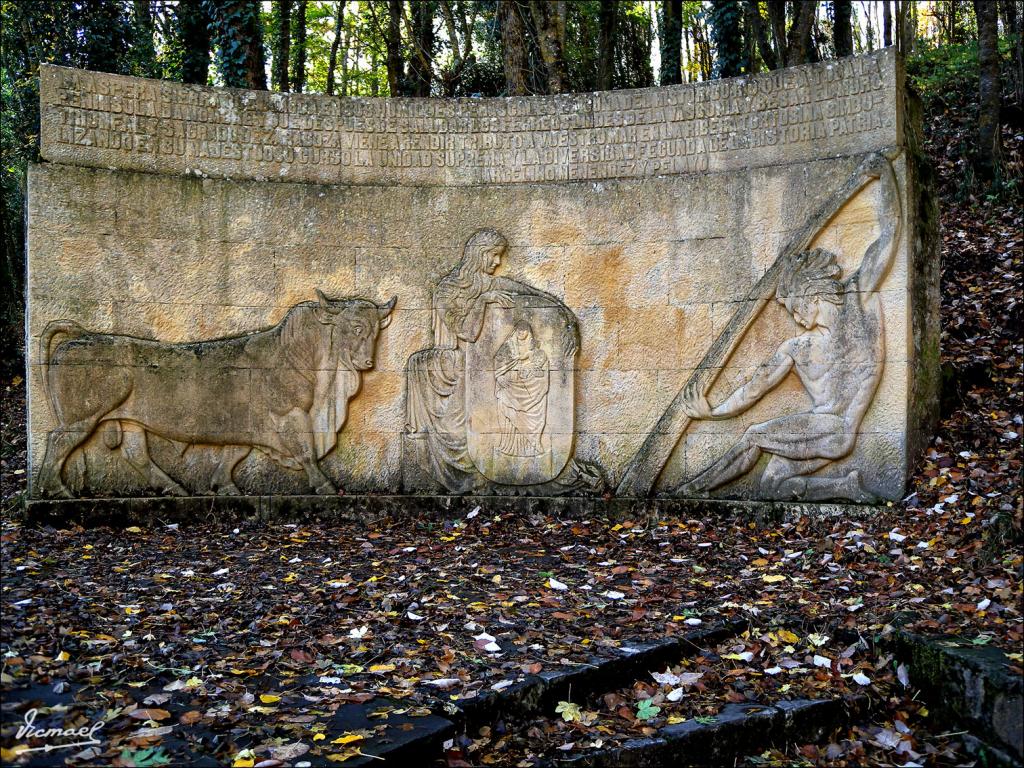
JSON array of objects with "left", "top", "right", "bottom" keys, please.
[{"left": 23, "top": 495, "right": 886, "bottom": 528}]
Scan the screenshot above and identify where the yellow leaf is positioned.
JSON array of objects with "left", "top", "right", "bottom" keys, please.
[
  {"left": 777, "top": 629, "right": 800, "bottom": 644},
  {"left": 260, "top": 694, "right": 281, "bottom": 704},
  {"left": 313, "top": 733, "right": 326, "bottom": 742},
  {"left": 2, "top": 746, "right": 28, "bottom": 761},
  {"left": 125, "top": 606, "right": 142, "bottom": 615},
  {"left": 332, "top": 733, "right": 364, "bottom": 745},
  {"left": 667, "top": 715, "right": 686, "bottom": 725},
  {"left": 368, "top": 663, "right": 396, "bottom": 673},
  {"left": 762, "top": 574, "right": 786, "bottom": 583},
  {"left": 752, "top": 558, "right": 769, "bottom": 567},
  {"left": 56, "top": 650, "right": 70, "bottom": 662},
  {"left": 126, "top": 526, "right": 143, "bottom": 533},
  {"left": 327, "top": 747, "right": 364, "bottom": 762},
  {"left": 232, "top": 758, "right": 255, "bottom": 768},
  {"left": 283, "top": 573, "right": 298, "bottom": 583}
]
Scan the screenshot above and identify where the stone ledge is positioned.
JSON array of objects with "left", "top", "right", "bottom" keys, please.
[
  {"left": 543, "top": 697, "right": 871, "bottom": 767},
  {"left": 21, "top": 495, "right": 888, "bottom": 527},
  {"left": 886, "top": 630, "right": 1023, "bottom": 764}
]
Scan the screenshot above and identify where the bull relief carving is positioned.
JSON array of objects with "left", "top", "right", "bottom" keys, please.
[
  {"left": 403, "top": 228, "right": 602, "bottom": 494},
  {"left": 618, "top": 152, "right": 901, "bottom": 503},
  {"left": 36, "top": 292, "right": 396, "bottom": 498}
]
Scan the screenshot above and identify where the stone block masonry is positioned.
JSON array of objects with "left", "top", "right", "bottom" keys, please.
[{"left": 27, "top": 48, "right": 939, "bottom": 508}]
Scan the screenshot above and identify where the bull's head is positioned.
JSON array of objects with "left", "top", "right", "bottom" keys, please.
[{"left": 314, "top": 289, "right": 396, "bottom": 371}]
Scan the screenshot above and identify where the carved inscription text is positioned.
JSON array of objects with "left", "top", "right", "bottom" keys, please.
[{"left": 41, "top": 50, "right": 899, "bottom": 186}]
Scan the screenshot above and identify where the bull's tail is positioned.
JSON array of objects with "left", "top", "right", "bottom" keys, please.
[{"left": 39, "top": 320, "right": 86, "bottom": 424}]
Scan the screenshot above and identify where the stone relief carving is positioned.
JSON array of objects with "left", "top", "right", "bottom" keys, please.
[
  {"left": 618, "top": 152, "right": 901, "bottom": 502},
  {"left": 404, "top": 229, "right": 602, "bottom": 493},
  {"left": 494, "top": 322, "right": 549, "bottom": 458},
  {"left": 36, "top": 292, "right": 396, "bottom": 498}
]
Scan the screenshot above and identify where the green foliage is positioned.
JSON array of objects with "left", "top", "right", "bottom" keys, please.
[
  {"left": 205, "top": 0, "right": 264, "bottom": 88},
  {"left": 907, "top": 40, "right": 983, "bottom": 110},
  {"left": 708, "top": 0, "right": 745, "bottom": 78},
  {"left": 635, "top": 699, "right": 661, "bottom": 721}
]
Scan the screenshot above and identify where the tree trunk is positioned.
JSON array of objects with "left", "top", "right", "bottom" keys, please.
[
  {"left": 597, "top": 0, "right": 618, "bottom": 90},
  {"left": 747, "top": 0, "right": 778, "bottom": 69},
  {"left": 709, "top": 0, "right": 744, "bottom": 77},
  {"left": 692, "top": 17, "right": 712, "bottom": 80},
  {"left": 974, "top": 0, "right": 1003, "bottom": 181},
  {"left": 176, "top": 1, "right": 211, "bottom": 85},
  {"left": 440, "top": 0, "right": 463, "bottom": 94},
  {"left": 326, "top": 1, "right": 344, "bottom": 95},
  {"left": 206, "top": 0, "right": 267, "bottom": 89},
  {"left": 273, "top": 0, "right": 292, "bottom": 92},
  {"left": 882, "top": 0, "right": 892, "bottom": 47},
  {"left": 406, "top": 0, "right": 435, "bottom": 96},
  {"left": 660, "top": 0, "right": 683, "bottom": 85},
  {"left": 529, "top": 0, "right": 568, "bottom": 93},
  {"left": 132, "top": 0, "right": 159, "bottom": 77},
  {"left": 785, "top": 0, "right": 816, "bottom": 66},
  {"left": 385, "top": 0, "right": 406, "bottom": 95},
  {"left": 833, "top": 0, "right": 853, "bottom": 57},
  {"left": 1002, "top": 0, "right": 1023, "bottom": 106},
  {"left": 618, "top": 0, "right": 653, "bottom": 87},
  {"left": 292, "top": 0, "right": 307, "bottom": 92},
  {"left": 498, "top": 0, "right": 529, "bottom": 95},
  {"left": 766, "top": 0, "right": 787, "bottom": 65}
]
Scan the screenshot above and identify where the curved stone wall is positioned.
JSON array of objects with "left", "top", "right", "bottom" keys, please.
[{"left": 27, "top": 49, "right": 938, "bottom": 505}]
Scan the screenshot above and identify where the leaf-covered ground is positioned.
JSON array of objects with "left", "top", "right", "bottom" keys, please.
[{"left": 3, "top": 75, "right": 1023, "bottom": 768}]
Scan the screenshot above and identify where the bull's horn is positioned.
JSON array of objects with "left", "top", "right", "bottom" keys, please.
[
  {"left": 378, "top": 296, "right": 397, "bottom": 318},
  {"left": 378, "top": 296, "right": 397, "bottom": 329}
]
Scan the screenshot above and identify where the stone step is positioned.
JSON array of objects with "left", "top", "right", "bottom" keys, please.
[
  {"left": 442, "top": 619, "right": 748, "bottom": 734},
  {"left": 886, "top": 629, "right": 1023, "bottom": 766},
  {"left": 23, "top": 494, "right": 886, "bottom": 528},
  {"left": 539, "top": 698, "right": 870, "bottom": 767}
]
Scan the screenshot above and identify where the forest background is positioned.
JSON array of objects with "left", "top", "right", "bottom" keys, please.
[{"left": 0, "top": 0, "right": 1020, "bottom": 372}]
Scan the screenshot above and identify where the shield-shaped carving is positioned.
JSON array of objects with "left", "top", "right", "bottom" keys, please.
[{"left": 465, "top": 296, "right": 575, "bottom": 485}]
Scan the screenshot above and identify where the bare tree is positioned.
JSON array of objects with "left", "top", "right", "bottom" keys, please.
[
  {"left": 974, "top": 0, "right": 1003, "bottom": 180},
  {"left": 882, "top": 0, "right": 892, "bottom": 47}
]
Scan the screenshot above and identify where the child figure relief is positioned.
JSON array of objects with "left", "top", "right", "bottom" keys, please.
[{"left": 493, "top": 322, "right": 550, "bottom": 457}]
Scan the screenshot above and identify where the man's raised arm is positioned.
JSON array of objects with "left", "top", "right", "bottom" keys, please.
[{"left": 854, "top": 155, "right": 902, "bottom": 294}]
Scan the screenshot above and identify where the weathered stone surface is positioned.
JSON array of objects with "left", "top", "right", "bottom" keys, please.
[
  {"left": 40, "top": 54, "right": 900, "bottom": 186},
  {"left": 888, "top": 630, "right": 1023, "bottom": 762},
  {"left": 27, "top": 49, "right": 937, "bottom": 505}
]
